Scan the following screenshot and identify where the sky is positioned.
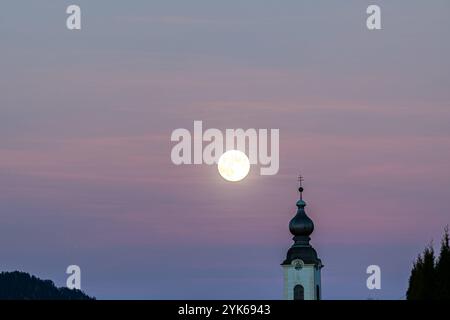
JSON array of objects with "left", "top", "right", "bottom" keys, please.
[{"left": 1, "top": 0, "right": 450, "bottom": 299}]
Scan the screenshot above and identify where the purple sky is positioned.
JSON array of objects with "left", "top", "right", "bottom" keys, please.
[{"left": 1, "top": 0, "right": 450, "bottom": 299}]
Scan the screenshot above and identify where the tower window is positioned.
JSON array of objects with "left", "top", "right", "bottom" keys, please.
[
  {"left": 294, "top": 284, "right": 304, "bottom": 300},
  {"left": 316, "top": 285, "right": 320, "bottom": 300}
]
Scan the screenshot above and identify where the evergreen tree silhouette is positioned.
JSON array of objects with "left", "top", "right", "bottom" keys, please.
[
  {"left": 407, "top": 247, "right": 436, "bottom": 300},
  {"left": 436, "top": 226, "right": 450, "bottom": 299},
  {"left": 407, "top": 227, "right": 450, "bottom": 300},
  {"left": 406, "top": 254, "right": 423, "bottom": 300},
  {"left": 421, "top": 245, "right": 437, "bottom": 299}
]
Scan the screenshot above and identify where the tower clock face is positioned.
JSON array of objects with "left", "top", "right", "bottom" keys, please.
[{"left": 292, "top": 259, "right": 304, "bottom": 270}]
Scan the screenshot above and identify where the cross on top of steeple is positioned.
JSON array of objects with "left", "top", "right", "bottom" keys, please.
[{"left": 298, "top": 175, "right": 304, "bottom": 200}]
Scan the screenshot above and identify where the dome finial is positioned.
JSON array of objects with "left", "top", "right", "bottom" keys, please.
[{"left": 298, "top": 174, "right": 304, "bottom": 200}]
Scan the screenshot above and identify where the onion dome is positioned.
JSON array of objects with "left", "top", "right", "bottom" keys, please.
[
  {"left": 289, "top": 198, "right": 314, "bottom": 237},
  {"left": 282, "top": 183, "right": 322, "bottom": 267}
]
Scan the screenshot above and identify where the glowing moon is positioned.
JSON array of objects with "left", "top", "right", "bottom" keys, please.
[{"left": 217, "top": 150, "right": 250, "bottom": 182}]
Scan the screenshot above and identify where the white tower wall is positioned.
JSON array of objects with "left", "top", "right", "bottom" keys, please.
[{"left": 283, "top": 264, "right": 321, "bottom": 300}]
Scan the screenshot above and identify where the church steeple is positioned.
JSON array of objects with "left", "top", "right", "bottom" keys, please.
[
  {"left": 289, "top": 178, "right": 314, "bottom": 242},
  {"left": 282, "top": 176, "right": 323, "bottom": 300}
]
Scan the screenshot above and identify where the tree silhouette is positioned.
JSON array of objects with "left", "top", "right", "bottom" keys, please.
[
  {"left": 0, "top": 271, "right": 94, "bottom": 300},
  {"left": 407, "top": 227, "right": 450, "bottom": 300},
  {"left": 436, "top": 226, "right": 450, "bottom": 299}
]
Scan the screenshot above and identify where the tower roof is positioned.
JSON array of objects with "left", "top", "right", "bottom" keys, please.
[
  {"left": 289, "top": 199, "right": 314, "bottom": 237},
  {"left": 282, "top": 179, "right": 322, "bottom": 267}
]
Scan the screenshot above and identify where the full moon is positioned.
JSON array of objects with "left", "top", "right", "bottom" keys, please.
[{"left": 217, "top": 150, "right": 250, "bottom": 182}]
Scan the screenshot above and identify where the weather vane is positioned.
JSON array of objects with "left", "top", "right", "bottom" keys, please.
[{"left": 298, "top": 174, "right": 304, "bottom": 200}]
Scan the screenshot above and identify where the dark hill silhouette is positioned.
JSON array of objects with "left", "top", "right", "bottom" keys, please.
[{"left": 0, "top": 271, "right": 94, "bottom": 300}]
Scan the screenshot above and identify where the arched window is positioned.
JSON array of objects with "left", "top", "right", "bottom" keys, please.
[
  {"left": 294, "top": 284, "right": 304, "bottom": 300},
  {"left": 316, "top": 285, "right": 320, "bottom": 300}
]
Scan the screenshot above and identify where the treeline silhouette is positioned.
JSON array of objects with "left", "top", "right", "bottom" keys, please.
[
  {"left": 407, "top": 227, "right": 450, "bottom": 300},
  {"left": 0, "top": 271, "right": 94, "bottom": 300}
]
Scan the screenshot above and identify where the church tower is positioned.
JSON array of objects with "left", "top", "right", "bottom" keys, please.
[{"left": 282, "top": 177, "right": 323, "bottom": 300}]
